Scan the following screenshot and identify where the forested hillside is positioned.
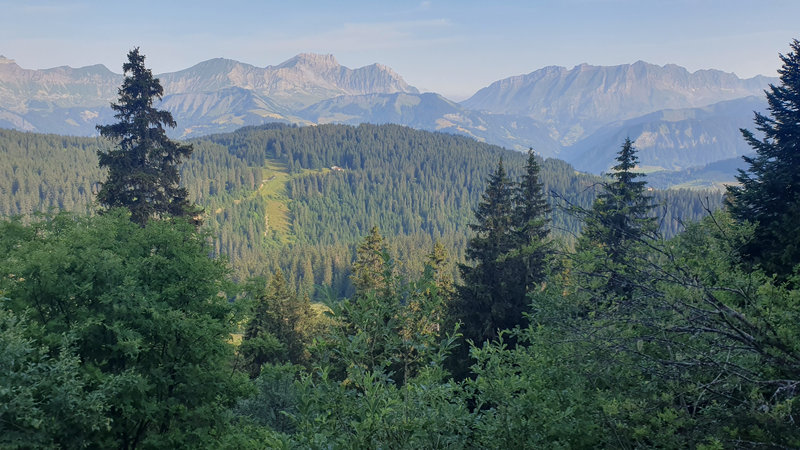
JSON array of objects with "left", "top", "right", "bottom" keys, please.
[{"left": 0, "top": 124, "right": 719, "bottom": 296}]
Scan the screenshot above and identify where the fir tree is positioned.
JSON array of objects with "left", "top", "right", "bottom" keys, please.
[
  {"left": 351, "top": 226, "right": 391, "bottom": 295},
  {"left": 455, "top": 158, "right": 517, "bottom": 344},
  {"left": 426, "top": 241, "right": 455, "bottom": 300},
  {"left": 727, "top": 39, "right": 800, "bottom": 277},
  {"left": 241, "top": 270, "right": 310, "bottom": 377},
  {"left": 96, "top": 48, "right": 200, "bottom": 226},
  {"left": 417, "top": 241, "right": 455, "bottom": 337},
  {"left": 454, "top": 153, "right": 554, "bottom": 347},
  {"left": 512, "top": 149, "right": 552, "bottom": 293},
  {"left": 578, "top": 138, "right": 656, "bottom": 300}
]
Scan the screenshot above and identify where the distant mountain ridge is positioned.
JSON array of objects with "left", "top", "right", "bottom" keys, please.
[
  {"left": 159, "top": 53, "right": 418, "bottom": 110},
  {"left": 297, "top": 92, "right": 562, "bottom": 156},
  {"left": 0, "top": 53, "right": 418, "bottom": 135},
  {"left": 0, "top": 54, "right": 776, "bottom": 180},
  {"left": 562, "top": 96, "right": 768, "bottom": 173},
  {"left": 0, "top": 55, "right": 121, "bottom": 113},
  {"left": 461, "top": 61, "right": 771, "bottom": 146}
]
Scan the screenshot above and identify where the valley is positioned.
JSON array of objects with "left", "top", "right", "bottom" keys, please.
[{"left": 3, "top": 3, "right": 799, "bottom": 446}]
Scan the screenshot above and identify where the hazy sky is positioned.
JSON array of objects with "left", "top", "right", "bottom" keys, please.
[{"left": 2, "top": 0, "right": 797, "bottom": 100}]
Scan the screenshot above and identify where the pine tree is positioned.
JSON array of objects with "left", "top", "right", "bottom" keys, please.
[
  {"left": 96, "top": 48, "right": 200, "bottom": 226},
  {"left": 727, "top": 39, "right": 800, "bottom": 277},
  {"left": 578, "top": 138, "right": 656, "bottom": 300}
]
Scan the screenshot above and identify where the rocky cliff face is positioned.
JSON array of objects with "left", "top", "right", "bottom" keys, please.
[
  {"left": 461, "top": 61, "right": 772, "bottom": 145},
  {"left": 158, "top": 53, "right": 418, "bottom": 110},
  {"left": 0, "top": 56, "right": 121, "bottom": 113},
  {"left": 0, "top": 53, "right": 418, "bottom": 134}
]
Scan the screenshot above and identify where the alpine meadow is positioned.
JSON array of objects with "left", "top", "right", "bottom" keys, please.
[{"left": 2, "top": 8, "right": 800, "bottom": 448}]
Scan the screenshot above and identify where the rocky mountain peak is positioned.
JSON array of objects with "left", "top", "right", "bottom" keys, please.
[
  {"left": 182, "top": 57, "right": 248, "bottom": 73},
  {"left": 462, "top": 61, "right": 773, "bottom": 145},
  {"left": 363, "top": 62, "right": 400, "bottom": 78},
  {"left": 276, "top": 53, "right": 340, "bottom": 71}
]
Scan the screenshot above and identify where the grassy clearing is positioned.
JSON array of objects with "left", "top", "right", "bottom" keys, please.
[
  {"left": 250, "top": 160, "right": 332, "bottom": 243},
  {"left": 633, "top": 165, "right": 667, "bottom": 174},
  {"left": 210, "top": 158, "right": 331, "bottom": 244},
  {"left": 669, "top": 180, "right": 730, "bottom": 191},
  {"left": 229, "top": 333, "right": 243, "bottom": 347},
  {"left": 257, "top": 160, "right": 292, "bottom": 236}
]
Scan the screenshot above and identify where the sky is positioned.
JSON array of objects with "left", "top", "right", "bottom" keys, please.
[{"left": 2, "top": 0, "right": 798, "bottom": 100}]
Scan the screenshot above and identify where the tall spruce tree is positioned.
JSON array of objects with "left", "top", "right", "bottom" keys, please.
[
  {"left": 241, "top": 270, "right": 310, "bottom": 377},
  {"left": 426, "top": 240, "right": 455, "bottom": 300},
  {"left": 512, "top": 149, "right": 552, "bottom": 294},
  {"left": 96, "top": 48, "right": 200, "bottom": 226},
  {"left": 351, "top": 226, "right": 391, "bottom": 296},
  {"left": 727, "top": 39, "right": 800, "bottom": 277},
  {"left": 455, "top": 158, "right": 517, "bottom": 344},
  {"left": 578, "top": 138, "right": 656, "bottom": 300}
]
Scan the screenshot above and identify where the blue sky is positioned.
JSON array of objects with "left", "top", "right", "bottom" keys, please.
[{"left": 2, "top": 0, "right": 797, "bottom": 100}]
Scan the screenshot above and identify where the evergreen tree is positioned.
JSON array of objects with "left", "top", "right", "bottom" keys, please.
[
  {"left": 511, "top": 149, "right": 553, "bottom": 293},
  {"left": 412, "top": 241, "right": 455, "bottom": 338},
  {"left": 351, "top": 226, "right": 391, "bottom": 295},
  {"left": 454, "top": 158, "right": 517, "bottom": 344},
  {"left": 426, "top": 240, "right": 455, "bottom": 300},
  {"left": 578, "top": 138, "right": 656, "bottom": 300},
  {"left": 241, "top": 270, "right": 310, "bottom": 377},
  {"left": 454, "top": 154, "right": 554, "bottom": 348},
  {"left": 96, "top": 48, "right": 200, "bottom": 226},
  {"left": 727, "top": 39, "right": 800, "bottom": 277}
]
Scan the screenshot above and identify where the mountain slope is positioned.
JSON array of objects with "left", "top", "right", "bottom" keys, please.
[
  {"left": 645, "top": 155, "right": 750, "bottom": 191},
  {"left": 0, "top": 53, "right": 418, "bottom": 136},
  {"left": 0, "top": 124, "right": 720, "bottom": 280},
  {"left": 159, "top": 87, "right": 299, "bottom": 137},
  {"left": 298, "top": 92, "right": 561, "bottom": 155},
  {"left": 462, "top": 61, "right": 773, "bottom": 145},
  {"left": 0, "top": 56, "right": 121, "bottom": 113},
  {"left": 0, "top": 54, "right": 775, "bottom": 178},
  {"left": 561, "top": 96, "right": 767, "bottom": 173},
  {"left": 159, "top": 53, "right": 418, "bottom": 110}
]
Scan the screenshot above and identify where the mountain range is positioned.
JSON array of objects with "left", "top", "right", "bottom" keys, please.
[{"left": 0, "top": 53, "right": 774, "bottom": 178}]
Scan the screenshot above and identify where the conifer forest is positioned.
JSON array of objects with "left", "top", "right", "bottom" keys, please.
[{"left": 2, "top": 38, "right": 800, "bottom": 449}]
